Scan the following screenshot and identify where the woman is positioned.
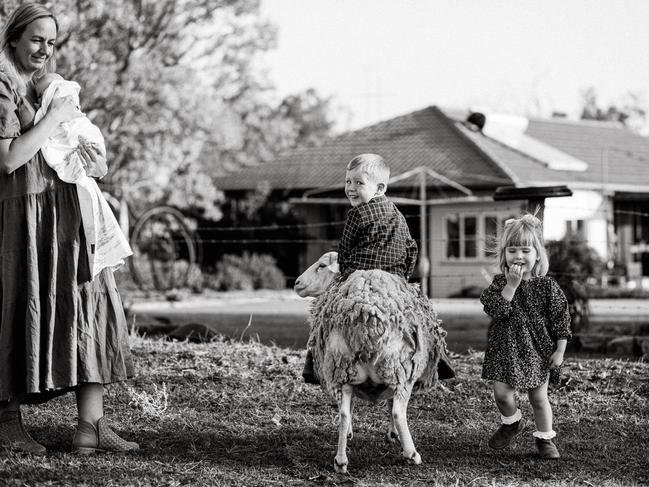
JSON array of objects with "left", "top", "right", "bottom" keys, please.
[{"left": 0, "top": 3, "right": 138, "bottom": 454}]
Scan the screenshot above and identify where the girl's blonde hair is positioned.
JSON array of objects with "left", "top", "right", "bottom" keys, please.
[
  {"left": 497, "top": 213, "right": 549, "bottom": 277},
  {"left": 0, "top": 3, "right": 58, "bottom": 94}
]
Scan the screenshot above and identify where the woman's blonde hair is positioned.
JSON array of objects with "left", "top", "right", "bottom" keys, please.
[
  {"left": 0, "top": 3, "right": 58, "bottom": 94},
  {"left": 497, "top": 213, "right": 549, "bottom": 277}
]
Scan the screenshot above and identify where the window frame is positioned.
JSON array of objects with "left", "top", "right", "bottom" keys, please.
[{"left": 443, "top": 211, "right": 517, "bottom": 262}]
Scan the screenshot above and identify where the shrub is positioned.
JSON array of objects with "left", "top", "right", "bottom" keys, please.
[
  {"left": 547, "top": 238, "right": 604, "bottom": 332},
  {"left": 208, "top": 253, "right": 286, "bottom": 291}
]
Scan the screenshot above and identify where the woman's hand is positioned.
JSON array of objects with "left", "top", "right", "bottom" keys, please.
[
  {"left": 548, "top": 350, "right": 564, "bottom": 369},
  {"left": 77, "top": 139, "right": 107, "bottom": 178},
  {"left": 48, "top": 95, "right": 83, "bottom": 125}
]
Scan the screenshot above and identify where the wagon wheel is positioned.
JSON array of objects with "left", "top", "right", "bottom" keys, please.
[{"left": 128, "top": 206, "right": 199, "bottom": 291}]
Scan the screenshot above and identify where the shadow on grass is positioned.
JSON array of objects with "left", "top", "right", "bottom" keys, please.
[{"left": 19, "top": 420, "right": 646, "bottom": 486}]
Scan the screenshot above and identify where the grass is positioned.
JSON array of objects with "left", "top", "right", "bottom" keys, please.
[{"left": 1, "top": 332, "right": 648, "bottom": 487}]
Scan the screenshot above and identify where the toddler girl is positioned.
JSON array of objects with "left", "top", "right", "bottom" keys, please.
[{"left": 480, "top": 214, "right": 571, "bottom": 459}]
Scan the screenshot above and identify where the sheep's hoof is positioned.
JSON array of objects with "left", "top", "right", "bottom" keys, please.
[
  {"left": 386, "top": 429, "right": 399, "bottom": 444},
  {"left": 404, "top": 451, "right": 422, "bottom": 465},
  {"left": 334, "top": 458, "right": 348, "bottom": 474}
]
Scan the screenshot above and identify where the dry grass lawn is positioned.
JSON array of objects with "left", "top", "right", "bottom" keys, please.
[{"left": 1, "top": 332, "right": 648, "bottom": 486}]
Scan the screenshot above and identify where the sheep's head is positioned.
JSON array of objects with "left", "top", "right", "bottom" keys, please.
[{"left": 294, "top": 251, "right": 339, "bottom": 297}]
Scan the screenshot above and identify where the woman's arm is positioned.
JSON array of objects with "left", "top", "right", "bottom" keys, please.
[{"left": 0, "top": 95, "right": 82, "bottom": 174}]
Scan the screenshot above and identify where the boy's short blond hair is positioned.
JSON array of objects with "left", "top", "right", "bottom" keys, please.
[{"left": 346, "top": 153, "right": 390, "bottom": 185}]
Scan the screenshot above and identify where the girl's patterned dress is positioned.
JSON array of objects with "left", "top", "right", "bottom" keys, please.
[
  {"left": 0, "top": 72, "right": 134, "bottom": 404},
  {"left": 480, "top": 274, "right": 571, "bottom": 389}
]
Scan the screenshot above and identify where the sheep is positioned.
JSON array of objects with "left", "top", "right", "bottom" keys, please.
[{"left": 294, "top": 252, "right": 454, "bottom": 473}]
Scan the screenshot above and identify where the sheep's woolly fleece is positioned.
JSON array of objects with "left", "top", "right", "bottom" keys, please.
[{"left": 308, "top": 269, "right": 450, "bottom": 401}]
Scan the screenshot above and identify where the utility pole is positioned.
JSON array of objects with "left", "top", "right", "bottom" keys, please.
[{"left": 418, "top": 171, "right": 430, "bottom": 296}]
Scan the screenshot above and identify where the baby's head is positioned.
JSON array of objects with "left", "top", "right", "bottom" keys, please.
[
  {"left": 344, "top": 153, "right": 390, "bottom": 207},
  {"left": 34, "top": 72, "right": 63, "bottom": 98}
]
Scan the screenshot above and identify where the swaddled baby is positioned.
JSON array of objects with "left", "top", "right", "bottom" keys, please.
[{"left": 34, "top": 73, "right": 132, "bottom": 279}]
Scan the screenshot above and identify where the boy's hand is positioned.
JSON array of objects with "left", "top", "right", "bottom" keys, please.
[{"left": 548, "top": 351, "right": 564, "bottom": 369}]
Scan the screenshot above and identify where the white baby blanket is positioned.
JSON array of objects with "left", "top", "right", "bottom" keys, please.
[{"left": 34, "top": 79, "right": 132, "bottom": 278}]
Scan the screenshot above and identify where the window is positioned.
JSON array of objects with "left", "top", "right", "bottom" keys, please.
[
  {"left": 446, "top": 214, "right": 460, "bottom": 258},
  {"left": 445, "top": 212, "right": 517, "bottom": 260}
]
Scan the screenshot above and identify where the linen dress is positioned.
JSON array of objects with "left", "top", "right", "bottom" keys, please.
[
  {"left": 0, "top": 72, "right": 134, "bottom": 404},
  {"left": 480, "top": 274, "right": 571, "bottom": 389}
]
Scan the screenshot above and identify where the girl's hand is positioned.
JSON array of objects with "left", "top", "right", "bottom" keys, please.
[
  {"left": 505, "top": 263, "right": 523, "bottom": 288},
  {"left": 77, "top": 140, "right": 107, "bottom": 178},
  {"left": 548, "top": 351, "right": 564, "bottom": 369},
  {"left": 48, "top": 95, "right": 83, "bottom": 125}
]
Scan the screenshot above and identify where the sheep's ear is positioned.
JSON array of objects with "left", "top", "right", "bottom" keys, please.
[
  {"left": 321, "top": 251, "right": 338, "bottom": 265},
  {"left": 327, "top": 263, "right": 340, "bottom": 274}
]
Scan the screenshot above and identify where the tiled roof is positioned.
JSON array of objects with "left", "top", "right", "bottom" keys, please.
[
  {"left": 213, "top": 106, "right": 649, "bottom": 194},
  {"left": 455, "top": 122, "right": 577, "bottom": 186},
  {"left": 213, "top": 106, "right": 513, "bottom": 192},
  {"left": 445, "top": 108, "right": 649, "bottom": 191},
  {"left": 526, "top": 118, "right": 649, "bottom": 190}
]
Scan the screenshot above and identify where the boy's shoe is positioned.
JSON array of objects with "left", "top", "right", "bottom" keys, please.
[
  {"left": 535, "top": 438, "right": 561, "bottom": 459},
  {"left": 73, "top": 417, "right": 139, "bottom": 454},
  {"left": 488, "top": 419, "right": 526, "bottom": 450},
  {"left": 302, "top": 350, "right": 320, "bottom": 385},
  {"left": 0, "top": 410, "right": 46, "bottom": 454}
]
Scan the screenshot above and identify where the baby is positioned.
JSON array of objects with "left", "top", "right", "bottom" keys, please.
[
  {"left": 34, "top": 73, "right": 131, "bottom": 279},
  {"left": 34, "top": 73, "right": 107, "bottom": 180}
]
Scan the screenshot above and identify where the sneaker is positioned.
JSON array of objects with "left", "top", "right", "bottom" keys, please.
[
  {"left": 488, "top": 419, "right": 526, "bottom": 450},
  {"left": 535, "top": 438, "right": 561, "bottom": 459},
  {"left": 302, "top": 350, "right": 320, "bottom": 385},
  {"left": 73, "top": 417, "right": 139, "bottom": 454},
  {"left": 0, "top": 410, "right": 46, "bottom": 455}
]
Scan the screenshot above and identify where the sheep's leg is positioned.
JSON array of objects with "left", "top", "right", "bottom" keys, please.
[
  {"left": 347, "top": 398, "right": 354, "bottom": 440},
  {"left": 334, "top": 384, "right": 353, "bottom": 474},
  {"left": 392, "top": 387, "right": 421, "bottom": 465},
  {"left": 385, "top": 399, "right": 399, "bottom": 443}
]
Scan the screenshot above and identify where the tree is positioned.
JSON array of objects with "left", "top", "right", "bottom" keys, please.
[
  {"left": 277, "top": 88, "right": 334, "bottom": 148},
  {"left": 1, "top": 0, "right": 334, "bottom": 221},
  {"left": 580, "top": 86, "right": 648, "bottom": 135}
]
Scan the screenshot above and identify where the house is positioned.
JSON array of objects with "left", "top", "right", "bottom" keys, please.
[{"left": 212, "top": 106, "right": 649, "bottom": 297}]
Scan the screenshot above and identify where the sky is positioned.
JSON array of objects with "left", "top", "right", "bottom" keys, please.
[{"left": 260, "top": 0, "right": 649, "bottom": 132}]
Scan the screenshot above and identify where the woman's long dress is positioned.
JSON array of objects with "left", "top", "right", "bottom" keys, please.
[{"left": 0, "top": 73, "right": 134, "bottom": 404}]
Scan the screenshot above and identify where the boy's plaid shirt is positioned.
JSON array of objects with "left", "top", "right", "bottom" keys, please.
[{"left": 338, "top": 195, "right": 418, "bottom": 280}]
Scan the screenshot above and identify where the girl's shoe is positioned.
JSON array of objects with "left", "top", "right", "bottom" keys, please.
[
  {"left": 73, "top": 417, "right": 139, "bottom": 454},
  {"left": 0, "top": 410, "right": 46, "bottom": 454},
  {"left": 488, "top": 419, "right": 526, "bottom": 450},
  {"left": 535, "top": 438, "right": 561, "bottom": 459}
]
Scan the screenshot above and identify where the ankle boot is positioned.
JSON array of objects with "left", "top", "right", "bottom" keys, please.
[
  {"left": 488, "top": 419, "right": 527, "bottom": 450},
  {"left": 73, "top": 417, "right": 139, "bottom": 454},
  {"left": 0, "top": 410, "right": 46, "bottom": 454},
  {"left": 535, "top": 438, "right": 561, "bottom": 459}
]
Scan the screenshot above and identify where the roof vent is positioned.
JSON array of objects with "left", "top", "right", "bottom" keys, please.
[{"left": 467, "top": 112, "right": 486, "bottom": 130}]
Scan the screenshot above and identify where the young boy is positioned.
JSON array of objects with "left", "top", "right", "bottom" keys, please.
[
  {"left": 338, "top": 153, "right": 418, "bottom": 281},
  {"left": 303, "top": 153, "right": 418, "bottom": 383}
]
